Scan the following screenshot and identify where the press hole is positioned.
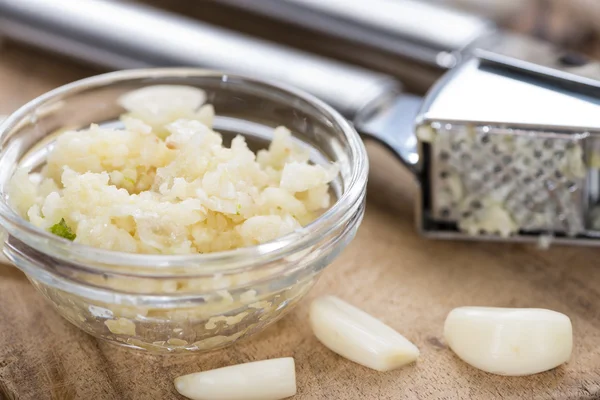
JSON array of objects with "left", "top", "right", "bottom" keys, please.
[{"left": 558, "top": 52, "right": 589, "bottom": 67}]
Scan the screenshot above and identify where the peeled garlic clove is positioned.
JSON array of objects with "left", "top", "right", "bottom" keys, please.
[
  {"left": 118, "top": 85, "right": 206, "bottom": 118},
  {"left": 174, "top": 357, "right": 296, "bottom": 400},
  {"left": 444, "top": 307, "right": 572, "bottom": 376},
  {"left": 310, "top": 295, "right": 419, "bottom": 371}
]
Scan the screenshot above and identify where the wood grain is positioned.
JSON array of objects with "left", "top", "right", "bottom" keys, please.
[{"left": 1, "top": 43, "right": 600, "bottom": 400}]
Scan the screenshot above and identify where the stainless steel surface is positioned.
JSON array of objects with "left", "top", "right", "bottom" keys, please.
[
  {"left": 479, "top": 33, "right": 600, "bottom": 87},
  {"left": 0, "top": 0, "right": 399, "bottom": 119},
  {"left": 354, "top": 94, "right": 422, "bottom": 173},
  {"left": 218, "top": 0, "right": 497, "bottom": 70},
  {"left": 418, "top": 57, "right": 600, "bottom": 130}
]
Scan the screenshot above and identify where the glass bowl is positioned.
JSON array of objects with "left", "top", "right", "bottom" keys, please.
[{"left": 0, "top": 68, "right": 368, "bottom": 353}]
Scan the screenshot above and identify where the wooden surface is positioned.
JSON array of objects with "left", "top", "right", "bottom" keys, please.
[{"left": 1, "top": 43, "right": 600, "bottom": 400}]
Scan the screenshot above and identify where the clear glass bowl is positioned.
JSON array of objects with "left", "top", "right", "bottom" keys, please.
[{"left": 0, "top": 69, "right": 368, "bottom": 353}]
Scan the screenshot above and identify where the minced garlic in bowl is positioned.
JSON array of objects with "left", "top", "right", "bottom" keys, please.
[
  {"left": 10, "top": 84, "right": 338, "bottom": 254},
  {"left": 0, "top": 70, "right": 368, "bottom": 352}
]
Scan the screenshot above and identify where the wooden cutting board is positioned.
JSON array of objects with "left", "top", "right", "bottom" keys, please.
[{"left": 1, "top": 43, "right": 599, "bottom": 400}]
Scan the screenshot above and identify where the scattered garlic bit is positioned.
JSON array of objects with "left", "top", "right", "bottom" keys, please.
[
  {"left": 458, "top": 203, "right": 518, "bottom": 238},
  {"left": 589, "top": 205, "right": 600, "bottom": 230},
  {"left": 537, "top": 234, "right": 554, "bottom": 250},
  {"left": 167, "top": 338, "right": 188, "bottom": 346},
  {"left": 104, "top": 317, "right": 136, "bottom": 336},
  {"left": 416, "top": 125, "right": 436, "bottom": 142},
  {"left": 589, "top": 152, "right": 600, "bottom": 169},
  {"left": 240, "top": 289, "right": 258, "bottom": 303},
  {"left": 309, "top": 296, "right": 419, "bottom": 372},
  {"left": 174, "top": 358, "right": 296, "bottom": 400},
  {"left": 204, "top": 312, "right": 248, "bottom": 330},
  {"left": 444, "top": 307, "right": 572, "bottom": 376}
]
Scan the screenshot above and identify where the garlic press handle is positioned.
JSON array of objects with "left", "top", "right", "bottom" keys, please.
[
  {"left": 217, "top": 0, "right": 497, "bottom": 70},
  {"left": 0, "top": 0, "right": 400, "bottom": 119}
]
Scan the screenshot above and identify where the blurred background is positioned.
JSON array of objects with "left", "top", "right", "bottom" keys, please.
[
  {"left": 141, "top": 0, "right": 600, "bottom": 54},
  {"left": 141, "top": 0, "right": 600, "bottom": 89},
  {"left": 2, "top": 0, "right": 600, "bottom": 106}
]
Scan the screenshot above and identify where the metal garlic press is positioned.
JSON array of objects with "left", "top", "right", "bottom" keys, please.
[{"left": 2, "top": 0, "right": 600, "bottom": 246}]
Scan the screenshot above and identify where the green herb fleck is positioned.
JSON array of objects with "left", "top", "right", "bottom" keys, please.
[
  {"left": 236, "top": 204, "right": 242, "bottom": 215},
  {"left": 49, "top": 218, "right": 76, "bottom": 241},
  {"left": 124, "top": 177, "right": 135, "bottom": 185}
]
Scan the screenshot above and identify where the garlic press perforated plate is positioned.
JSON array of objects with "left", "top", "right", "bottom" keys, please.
[
  {"left": 414, "top": 52, "right": 600, "bottom": 245},
  {"left": 2, "top": 0, "right": 600, "bottom": 246}
]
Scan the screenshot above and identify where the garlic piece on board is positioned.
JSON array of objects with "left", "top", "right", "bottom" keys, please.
[
  {"left": 310, "top": 295, "right": 419, "bottom": 371},
  {"left": 174, "top": 357, "right": 296, "bottom": 400},
  {"left": 444, "top": 307, "right": 572, "bottom": 376}
]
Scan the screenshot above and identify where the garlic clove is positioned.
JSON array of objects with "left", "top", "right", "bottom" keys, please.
[
  {"left": 309, "top": 295, "right": 419, "bottom": 372},
  {"left": 118, "top": 85, "right": 206, "bottom": 124},
  {"left": 444, "top": 307, "right": 572, "bottom": 376},
  {"left": 174, "top": 357, "right": 296, "bottom": 400}
]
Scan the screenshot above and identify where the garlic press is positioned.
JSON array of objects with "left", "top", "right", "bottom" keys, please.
[{"left": 2, "top": 0, "right": 600, "bottom": 246}]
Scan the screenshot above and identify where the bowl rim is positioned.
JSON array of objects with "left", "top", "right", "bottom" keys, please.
[{"left": 0, "top": 68, "right": 369, "bottom": 272}]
